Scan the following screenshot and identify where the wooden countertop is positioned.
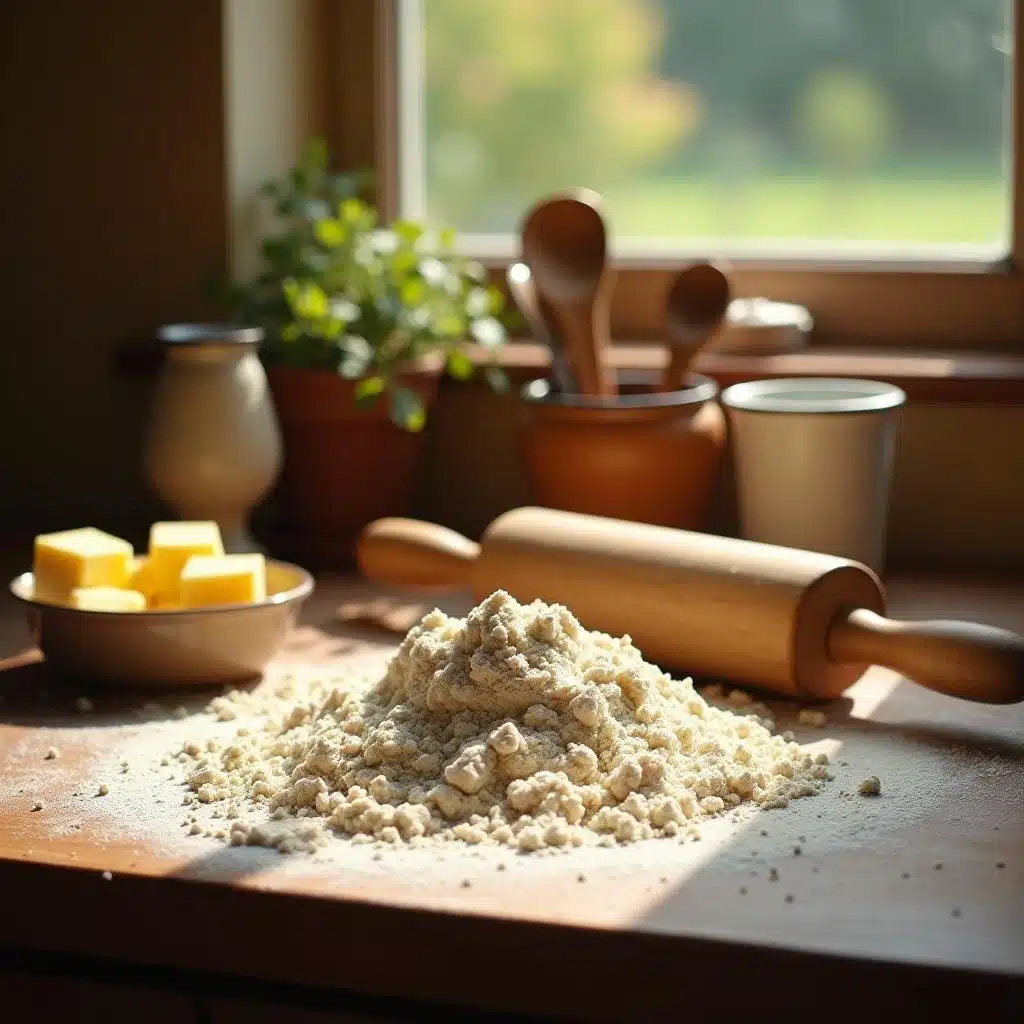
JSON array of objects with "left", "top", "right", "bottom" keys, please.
[{"left": 1, "top": 572, "right": 1022, "bottom": 1018}]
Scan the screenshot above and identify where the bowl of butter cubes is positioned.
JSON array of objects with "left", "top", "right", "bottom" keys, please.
[{"left": 9, "top": 522, "right": 314, "bottom": 686}]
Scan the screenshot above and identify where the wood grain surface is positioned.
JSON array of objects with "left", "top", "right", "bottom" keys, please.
[{"left": 0, "top": 569, "right": 1021, "bottom": 1019}]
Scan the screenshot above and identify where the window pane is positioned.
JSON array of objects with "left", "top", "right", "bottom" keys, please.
[{"left": 411, "top": 0, "right": 1012, "bottom": 253}]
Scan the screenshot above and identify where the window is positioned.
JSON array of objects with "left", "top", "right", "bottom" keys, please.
[{"left": 342, "top": 0, "right": 1024, "bottom": 349}]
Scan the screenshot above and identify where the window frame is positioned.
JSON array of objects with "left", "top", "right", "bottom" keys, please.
[{"left": 335, "top": 0, "right": 1024, "bottom": 351}]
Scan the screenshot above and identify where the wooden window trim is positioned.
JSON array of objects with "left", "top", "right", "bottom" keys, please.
[
  {"left": 470, "top": 342, "right": 1024, "bottom": 405},
  {"left": 338, "top": 0, "right": 1024, "bottom": 353},
  {"left": 111, "top": 334, "right": 1024, "bottom": 404}
]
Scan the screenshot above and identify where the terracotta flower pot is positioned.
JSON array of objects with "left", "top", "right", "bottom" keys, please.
[
  {"left": 266, "top": 364, "right": 440, "bottom": 567},
  {"left": 519, "top": 373, "right": 726, "bottom": 530}
]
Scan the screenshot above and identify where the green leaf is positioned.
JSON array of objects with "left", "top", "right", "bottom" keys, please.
[
  {"left": 318, "top": 317, "right": 343, "bottom": 340},
  {"left": 436, "top": 312, "right": 466, "bottom": 337},
  {"left": 355, "top": 375, "right": 386, "bottom": 408},
  {"left": 285, "top": 281, "right": 329, "bottom": 320},
  {"left": 390, "top": 387, "right": 426, "bottom": 432},
  {"left": 484, "top": 366, "right": 510, "bottom": 393},
  {"left": 393, "top": 219, "right": 425, "bottom": 246},
  {"left": 438, "top": 226, "right": 457, "bottom": 250},
  {"left": 486, "top": 284, "right": 506, "bottom": 315},
  {"left": 390, "top": 248, "right": 419, "bottom": 275},
  {"left": 446, "top": 349, "right": 474, "bottom": 380},
  {"left": 399, "top": 277, "right": 428, "bottom": 308},
  {"left": 339, "top": 197, "right": 366, "bottom": 224},
  {"left": 314, "top": 218, "right": 346, "bottom": 248}
]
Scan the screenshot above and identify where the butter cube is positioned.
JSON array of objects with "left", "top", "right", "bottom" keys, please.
[
  {"left": 132, "top": 558, "right": 174, "bottom": 609},
  {"left": 179, "top": 554, "right": 266, "bottom": 608},
  {"left": 33, "top": 528, "right": 134, "bottom": 604},
  {"left": 130, "top": 556, "right": 153, "bottom": 597},
  {"left": 148, "top": 521, "right": 224, "bottom": 601},
  {"left": 70, "top": 586, "right": 147, "bottom": 612}
]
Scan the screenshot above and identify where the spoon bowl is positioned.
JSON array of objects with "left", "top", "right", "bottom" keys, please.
[
  {"left": 522, "top": 190, "right": 607, "bottom": 300},
  {"left": 663, "top": 262, "right": 732, "bottom": 391},
  {"left": 521, "top": 190, "right": 615, "bottom": 396}
]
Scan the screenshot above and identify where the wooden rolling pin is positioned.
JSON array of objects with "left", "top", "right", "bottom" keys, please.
[{"left": 357, "top": 507, "right": 1024, "bottom": 705}]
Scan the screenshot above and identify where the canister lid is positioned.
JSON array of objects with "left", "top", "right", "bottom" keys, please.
[{"left": 708, "top": 298, "right": 812, "bottom": 355}]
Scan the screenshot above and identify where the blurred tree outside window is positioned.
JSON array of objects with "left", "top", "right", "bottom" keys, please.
[{"left": 414, "top": 0, "right": 1011, "bottom": 251}]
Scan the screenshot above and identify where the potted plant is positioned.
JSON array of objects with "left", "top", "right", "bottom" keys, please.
[{"left": 228, "top": 140, "right": 509, "bottom": 565}]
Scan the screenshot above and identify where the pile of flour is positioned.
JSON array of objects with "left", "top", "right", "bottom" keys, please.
[{"left": 177, "top": 590, "right": 831, "bottom": 853}]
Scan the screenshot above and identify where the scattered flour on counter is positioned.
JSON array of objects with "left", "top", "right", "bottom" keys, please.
[
  {"left": 797, "top": 709, "right": 828, "bottom": 728},
  {"left": 174, "top": 590, "right": 832, "bottom": 854}
]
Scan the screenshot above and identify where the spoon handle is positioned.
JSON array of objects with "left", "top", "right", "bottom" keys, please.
[
  {"left": 557, "top": 296, "right": 616, "bottom": 397},
  {"left": 664, "top": 346, "right": 698, "bottom": 392},
  {"left": 591, "top": 280, "right": 617, "bottom": 397},
  {"left": 536, "top": 291, "right": 576, "bottom": 394},
  {"left": 507, "top": 264, "right": 577, "bottom": 393}
]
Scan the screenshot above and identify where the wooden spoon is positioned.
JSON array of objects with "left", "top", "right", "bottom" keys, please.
[
  {"left": 521, "top": 190, "right": 616, "bottom": 397},
  {"left": 506, "top": 261, "right": 575, "bottom": 394},
  {"left": 662, "top": 261, "right": 732, "bottom": 391}
]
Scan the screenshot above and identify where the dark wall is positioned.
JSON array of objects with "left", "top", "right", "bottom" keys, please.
[{"left": 0, "top": 1, "right": 228, "bottom": 533}]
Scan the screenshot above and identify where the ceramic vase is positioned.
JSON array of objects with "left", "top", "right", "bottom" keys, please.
[{"left": 144, "top": 324, "right": 282, "bottom": 553}]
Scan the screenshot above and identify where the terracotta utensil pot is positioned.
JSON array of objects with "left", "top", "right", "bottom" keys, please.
[
  {"left": 520, "top": 373, "right": 726, "bottom": 530},
  {"left": 267, "top": 365, "right": 440, "bottom": 567}
]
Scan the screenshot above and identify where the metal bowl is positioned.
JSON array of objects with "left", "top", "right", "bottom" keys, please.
[{"left": 9, "top": 560, "right": 314, "bottom": 687}]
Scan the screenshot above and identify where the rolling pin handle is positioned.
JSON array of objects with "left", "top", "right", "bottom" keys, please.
[
  {"left": 356, "top": 518, "right": 479, "bottom": 590},
  {"left": 827, "top": 608, "right": 1024, "bottom": 704}
]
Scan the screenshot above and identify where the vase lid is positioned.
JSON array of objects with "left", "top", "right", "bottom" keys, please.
[{"left": 157, "top": 323, "right": 264, "bottom": 346}]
